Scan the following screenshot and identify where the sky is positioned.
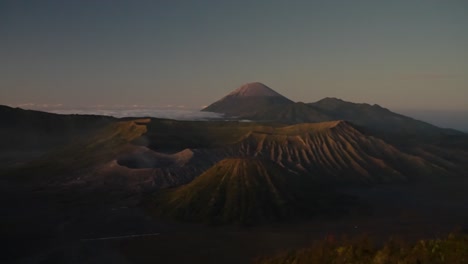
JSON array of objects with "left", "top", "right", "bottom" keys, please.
[{"left": 1, "top": 1, "right": 467, "bottom": 127}]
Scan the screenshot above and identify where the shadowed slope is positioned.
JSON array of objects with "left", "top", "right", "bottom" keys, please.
[
  {"left": 239, "top": 102, "right": 332, "bottom": 123},
  {"left": 0, "top": 105, "right": 114, "bottom": 149},
  {"left": 5, "top": 119, "right": 149, "bottom": 186},
  {"left": 151, "top": 158, "right": 347, "bottom": 225},
  {"left": 0, "top": 105, "right": 114, "bottom": 167}
]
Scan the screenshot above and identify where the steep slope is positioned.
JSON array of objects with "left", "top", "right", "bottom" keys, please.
[
  {"left": 150, "top": 158, "right": 349, "bottom": 225},
  {"left": 227, "top": 121, "right": 450, "bottom": 183},
  {"left": 227, "top": 82, "right": 286, "bottom": 97},
  {"left": 202, "top": 82, "right": 294, "bottom": 116}
]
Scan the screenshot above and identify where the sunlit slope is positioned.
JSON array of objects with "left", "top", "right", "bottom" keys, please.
[
  {"left": 151, "top": 158, "right": 348, "bottom": 224},
  {"left": 228, "top": 121, "right": 449, "bottom": 183},
  {"left": 202, "top": 82, "right": 293, "bottom": 117}
]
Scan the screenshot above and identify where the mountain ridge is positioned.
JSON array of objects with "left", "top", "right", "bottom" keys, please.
[{"left": 202, "top": 83, "right": 464, "bottom": 137}]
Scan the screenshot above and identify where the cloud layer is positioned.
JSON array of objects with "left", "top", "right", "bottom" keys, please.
[{"left": 34, "top": 107, "right": 224, "bottom": 121}]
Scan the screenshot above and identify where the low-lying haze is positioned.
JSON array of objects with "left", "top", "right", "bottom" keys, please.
[
  {"left": 23, "top": 106, "right": 224, "bottom": 121},
  {"left": 11, "top": 104, "right": 468, "bottom": 132}
]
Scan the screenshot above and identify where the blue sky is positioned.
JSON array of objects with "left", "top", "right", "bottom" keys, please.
[{"left": 1, "top": 1, "right": 467, "bottom": 115}]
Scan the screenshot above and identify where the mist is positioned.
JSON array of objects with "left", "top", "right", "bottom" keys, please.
[
  {"left": 397, "top": 109, "right": 468, "bottom": 132},
  {"left": 35, "top": 107, "right": 224, "bottom": 121}
]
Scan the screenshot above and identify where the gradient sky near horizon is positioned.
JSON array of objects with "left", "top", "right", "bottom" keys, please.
[{"left": 1, "top": 1, "right": 467, "bottom": 112}]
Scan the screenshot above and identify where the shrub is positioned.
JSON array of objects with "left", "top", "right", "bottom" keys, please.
[{"left": 254, "top": 233, "right": 468, "bottom": 264}]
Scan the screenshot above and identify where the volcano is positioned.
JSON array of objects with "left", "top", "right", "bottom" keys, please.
[
  {"left": 150, "top": 158, "right": 348, "bottom": 225},
  {"left": 202, "top": 82, "right": 293, "bottom": 117}
]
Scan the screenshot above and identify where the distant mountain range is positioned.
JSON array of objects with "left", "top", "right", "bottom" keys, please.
[{"left": 203, "top": 82, "right": 462, "bottom": 137}]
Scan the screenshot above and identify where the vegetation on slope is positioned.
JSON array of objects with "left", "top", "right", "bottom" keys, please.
[
  {"left": 149, "top": 158, "right": 353, "bottom": 225},
  {"left": 254, "top": 233, "right": 468, "bottom": 264}
]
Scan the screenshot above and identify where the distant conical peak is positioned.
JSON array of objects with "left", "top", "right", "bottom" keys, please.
[
  {"left": 228, "top": 82, "right": 285, "bottom": 97},
  {"left": 201, "top": 82, "right": 293, "bottom": 114}
]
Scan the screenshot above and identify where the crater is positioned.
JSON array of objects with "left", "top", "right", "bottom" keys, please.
[{"left": 117, "top": 148, "right": 193, "bottom": 169}]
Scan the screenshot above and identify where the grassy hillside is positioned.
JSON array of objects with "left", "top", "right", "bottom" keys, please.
[{"left": 149, "top": 158, "right": 352, "bottom": 225}]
